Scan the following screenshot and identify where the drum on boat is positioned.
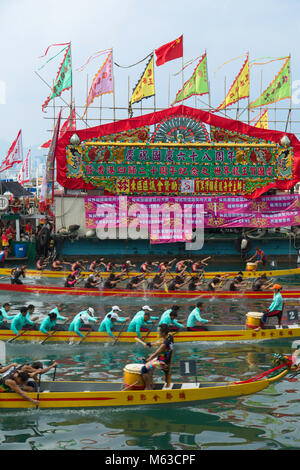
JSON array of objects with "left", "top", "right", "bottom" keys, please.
[
  {"left": 123, "top": 363, "right": 145, "bottom": 390},
  {"left": 246, "top": 262, "right": 257, "bottom": 271},
  {"left": 246, "top": 312, "right": 263, "bottom": 329}
]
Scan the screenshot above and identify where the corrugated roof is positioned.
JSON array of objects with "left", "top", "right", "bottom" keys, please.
[{"left": 1, "top": 181, "right": 32, "bottom": 197}]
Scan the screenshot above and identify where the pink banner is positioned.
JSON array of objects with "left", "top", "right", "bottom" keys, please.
[{"left": 85, "top": 194, "right": 300, "bottom": 243}]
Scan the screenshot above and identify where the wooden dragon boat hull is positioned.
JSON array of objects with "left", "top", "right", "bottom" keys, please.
[
  {"left": 2, "top": 324, "right": 300, "bottom": 344},
  {"left": 0, "top": 282, "right": 299, "bottom": 299},
  {"left": 0, "top": 266, "right": 299, "bottom": 279},
  {"left": 0, "top": 369, "right": 288, "bottom": 409}
]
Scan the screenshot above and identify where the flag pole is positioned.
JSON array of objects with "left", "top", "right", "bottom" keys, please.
[
  {"left": 69, "top": 42, "right": 73, "bottom": 129},
  {"left": 247, "top": 52, "right": 250, "bottom": 124},
  {"left": 153, "top": 53, "right": 156, "bottom": 112},
  {"left": 224, "top": 76, "right": 227, "bottom": 117},
  {"left": 289, "top": 53, "right": 292, "bottom": 132},
  {"left": 86, "top": 74, "right": 89, "bottom": 129},
  {"left": 112, "top": 48, "right": 116, "bottom": 121}
]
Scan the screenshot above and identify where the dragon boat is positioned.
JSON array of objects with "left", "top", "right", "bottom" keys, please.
[
  {"left": 0, "top": 266, "right": 299, "bottom": 279},
  {"left": 0, "top": 281, "right": 299, "bottom": 300},
  {"left": 2, "top": 322, "right": 300, "bottom": 344},
  {"left": 0, "top": 366, "right": 289, "bottom": 409}
]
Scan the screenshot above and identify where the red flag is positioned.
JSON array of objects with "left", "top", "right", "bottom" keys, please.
[
  {"left": 0, "top": 130, "right": 23, "bottom": 172},
  {"left": 155, "top": 36, "right": 183, "bottom": 66},
  {"left": 40, "top": 107, "right": 76, "bottom": 149},
  {"left": 17, "top": 149, "right": 31, "bottom": 185},
  {"left": 39, "top": 111, "right": 62, "bottom": 217}
]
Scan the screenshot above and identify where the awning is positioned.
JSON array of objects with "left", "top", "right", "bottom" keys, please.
[{"left": 1, "top": 181, "right": 32, "bottom": 197}]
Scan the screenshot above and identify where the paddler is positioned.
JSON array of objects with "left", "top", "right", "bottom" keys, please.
[
  {"left": 11, "top": 306, "right": 36, "bottom": 336},
  {"left": 132, "top": 305, "right": 159, "bottom": 322},
  {"left": 39, "top": 312, "right": 58, "bottom": 338},
  {"left": 175, "top": 259, "right": 192, "bottom": 274},
  {"left": 158, "top": 259, "right": 177, "bottom": 275},
  {"left": 10, "top": 265, "right": 26, "bottom": 285},
  {"left": 121, "top": 260, "right": 136, "bottom": 274},
  {"left": 36, "top": 256, "right": 48, "bottom": 271},
  {"left": 255, "top": 284, "right": 283, "bottom": 330},
  {"left": 252, "top": 274, "right": 273, "bottom": 291},
  {"left": 104, "top": 272, "right": 124, "bottom": 289},
  {"left": 168, "top": 274, "right": 190, "bottom": 291},
  {"left": 49, "top": 305, "right": 67, "bottom": 321},
  {"left": 0, "top": 303, "right": 16, "bottom": 327},
  {"left": 207, "top": 273, "right": 228, "bottom": 291},
  {"left": 64, "top": 270, "right": 83, "bottom": 288},
  {"left": 147, "top": 273, "right": 166, "bottom": 290},
  {"left": 127, "top": 310, "right": 156, "bottom": 340},
  {"left": 188, "top": 275, "right": 204, "bottom": 291},
  {"left": 187, "top": 302, "right": 211, "bottom": 330},
  {"left": 85, "top": 273, "right": 102, "bottom": 288},
  {"left": 98, "top": 307, "right": 129, "bottom": 338},
  {"left": 141, "top": 324, "right": 174, "bottom": 389},
  {"left": 158, "top": 306, "right": 184, "bottom": 331},
  {"left": 247, "top": 246, "right": 267, "bottom": 270},
  {"left": 126, "top": 274, "right": 145, "bottom": 290},
  {"left": 68, "top": 308, "right": 98, "bottom": 338},
  {"left": 89, "top": 258, "right": 105, "bottom": 272},
  {"left": 71, "top": 260, "right": 88, "bottom": 272},
  {"left": 192, "top": 257, "right": 211, "bottom": 273},
  {"left": 0, "top": 370, "right": 38, "bottom": 406}
]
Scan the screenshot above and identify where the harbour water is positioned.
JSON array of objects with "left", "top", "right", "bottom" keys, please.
[{"left": 0, "top": 265, "right": 300, "bottom": 451}]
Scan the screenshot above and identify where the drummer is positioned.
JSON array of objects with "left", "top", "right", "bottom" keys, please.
[
  {"left": 255, "top": 284, "right": 283, "bottom": 330},
  {"left": 141, "top": 324, "right": 174, "bottom": 389},
  {"left": 247, "top": 247, "right": 267, "bottom": 270}
]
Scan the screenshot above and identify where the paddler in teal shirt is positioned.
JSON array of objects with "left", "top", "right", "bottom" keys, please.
[
  {"left": 0, "top": 303, "right": 16, "bottom": 326},
  {"left": 49, "top": 305, "right": 67, "bottom": 321},
  {"left": 132, "top": 305, "right": 159, "bottom": 322},
  {"left": 98, "top": 306, "right": 129, "bottom": 338},
  {"left": 68, "top": 308, "right": 98, "bottom": 338},
  {"left": 158, "top": 306, "right": 184, "bottom": 330},
  {"left": 127, "top": 311, "right": 155, "bottom": 339},
  {"left": 186, "top": 302, "right": 210, "bottom": 330},
  {"left": 39, "top": 312, "right": 58, "bottom": 336},
  {"left": 11, "top": 307, "right": 35, "bottom": 335}
]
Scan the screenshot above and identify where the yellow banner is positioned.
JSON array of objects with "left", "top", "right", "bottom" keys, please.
[
  {"left": 130, "top": 55, "right": 155, "bottom": 106},
  {"left": 217, "top": 57, "right": 249, "bottom": 110},
  {"left": 254, "top": 109, "right": 268, "bottom": 129}
]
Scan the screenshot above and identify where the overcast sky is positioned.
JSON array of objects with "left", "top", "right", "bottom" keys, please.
[{"left": 0, "top": 0, "right": 300, "bottom": 152}]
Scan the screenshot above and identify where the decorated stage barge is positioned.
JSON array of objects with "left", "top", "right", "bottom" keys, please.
[{"left": 51, "top": 105, "right": 300, "bottom": 259}]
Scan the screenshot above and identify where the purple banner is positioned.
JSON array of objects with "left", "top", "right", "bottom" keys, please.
[{"left": 85, "top": 194, "right": 300, "bottom": 243}]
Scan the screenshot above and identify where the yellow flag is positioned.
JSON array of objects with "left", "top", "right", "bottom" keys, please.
[
  {"left": 217, "top": 56, "right": 249, "bottom": 110},
  {"left": 254, "top": 109, "right": 268, "bottom": 129},
  {"left": 130, "top": 55, "right": 155, "bottom": 107}
]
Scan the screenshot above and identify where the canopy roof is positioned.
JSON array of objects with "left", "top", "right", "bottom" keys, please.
[{"left": 55, "top": 105, "right": 300, "bottom": 199}]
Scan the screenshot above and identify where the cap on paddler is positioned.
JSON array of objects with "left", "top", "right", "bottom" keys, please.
[
  {"left": 142, "top": 305, "right": 153, "bottom": 311},
  {"left": 271, "top": 284, "right": 282, "bottom": 290},
  {"left": 112, "top": 306, "right": 121, "bottom": 311}
]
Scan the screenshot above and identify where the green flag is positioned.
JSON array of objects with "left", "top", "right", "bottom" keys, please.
[
  {"left": 172, "top": 53, "right": 209, "bottom": 105},
  {"left": 42, "top": 45, "right": 72, "bottom": 111},
  {"left": 250, "top": 56, "right": 291, "bottom": 109}
]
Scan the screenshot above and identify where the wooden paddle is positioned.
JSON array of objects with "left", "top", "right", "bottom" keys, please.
[
  {"left": 112, "top": 323, "right": 128, "bottom": 346},
  {"left": 7, "top": 330, "right": 28, "bottom": 343},
  {"left": 36, "top": 374, "right": 41, "bottom": 410},
  {"left": 78, "top": 330, "right": 91, "bottom": 344}
]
